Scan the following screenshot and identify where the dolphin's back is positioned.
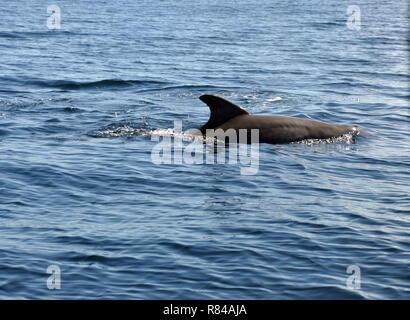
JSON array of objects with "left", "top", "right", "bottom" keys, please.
[{"left": 217, "top": 115, "right": 355, "bottom": 144}]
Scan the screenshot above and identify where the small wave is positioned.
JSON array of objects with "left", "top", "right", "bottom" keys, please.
[
  {"left": 63, "top": 106, "right": 83, "bottom": 113},
  {"left": 0, "top": 30, "right": 73, "bottom": 39},
  {"left": 90, "top": 125, "right": 148, "bottom": 138},
  {"left": 310, "top": 21, "right": 344, "bottom": 30},
  {"left": 144, "top": 84, "right": 242, "bottom": 94},
  {"left": 90, "top": 124, "right": 217, "bottom": 143},
  {"left": 28, "top": 78, "right": 168, "bottom": 90},
  {"left": 0, "top": 31, "right": 24, "bottom": 39}
]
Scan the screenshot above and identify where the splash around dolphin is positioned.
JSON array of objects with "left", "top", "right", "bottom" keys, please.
[{"left": 198, "top": 94, "right": 363, "bottom": 144}]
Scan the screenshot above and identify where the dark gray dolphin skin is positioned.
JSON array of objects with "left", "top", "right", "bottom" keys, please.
[{"left": 199, "top": 94, "right": 359, "bottom": 144}]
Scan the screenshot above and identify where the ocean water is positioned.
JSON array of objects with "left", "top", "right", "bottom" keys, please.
[{"left": 0, "top": 0, "right": 409, "bottom": 299}]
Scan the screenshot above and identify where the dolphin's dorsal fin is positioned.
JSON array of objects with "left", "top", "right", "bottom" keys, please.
[{"left": 199, "top": 94, "right": 249, "bottom": 132}]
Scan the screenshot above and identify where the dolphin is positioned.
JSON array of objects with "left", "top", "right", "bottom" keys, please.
[{"left": 198, "top": 94, "right": 361, "bottom": 144}]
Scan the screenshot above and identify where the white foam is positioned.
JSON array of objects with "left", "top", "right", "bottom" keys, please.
[{"left": 266, "top": 97, "right": 282, "bottom": 102}]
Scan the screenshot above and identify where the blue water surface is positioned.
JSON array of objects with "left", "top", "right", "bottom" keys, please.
[{"left": 0, "top": 0, "right": 409, "bottom": 299}]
